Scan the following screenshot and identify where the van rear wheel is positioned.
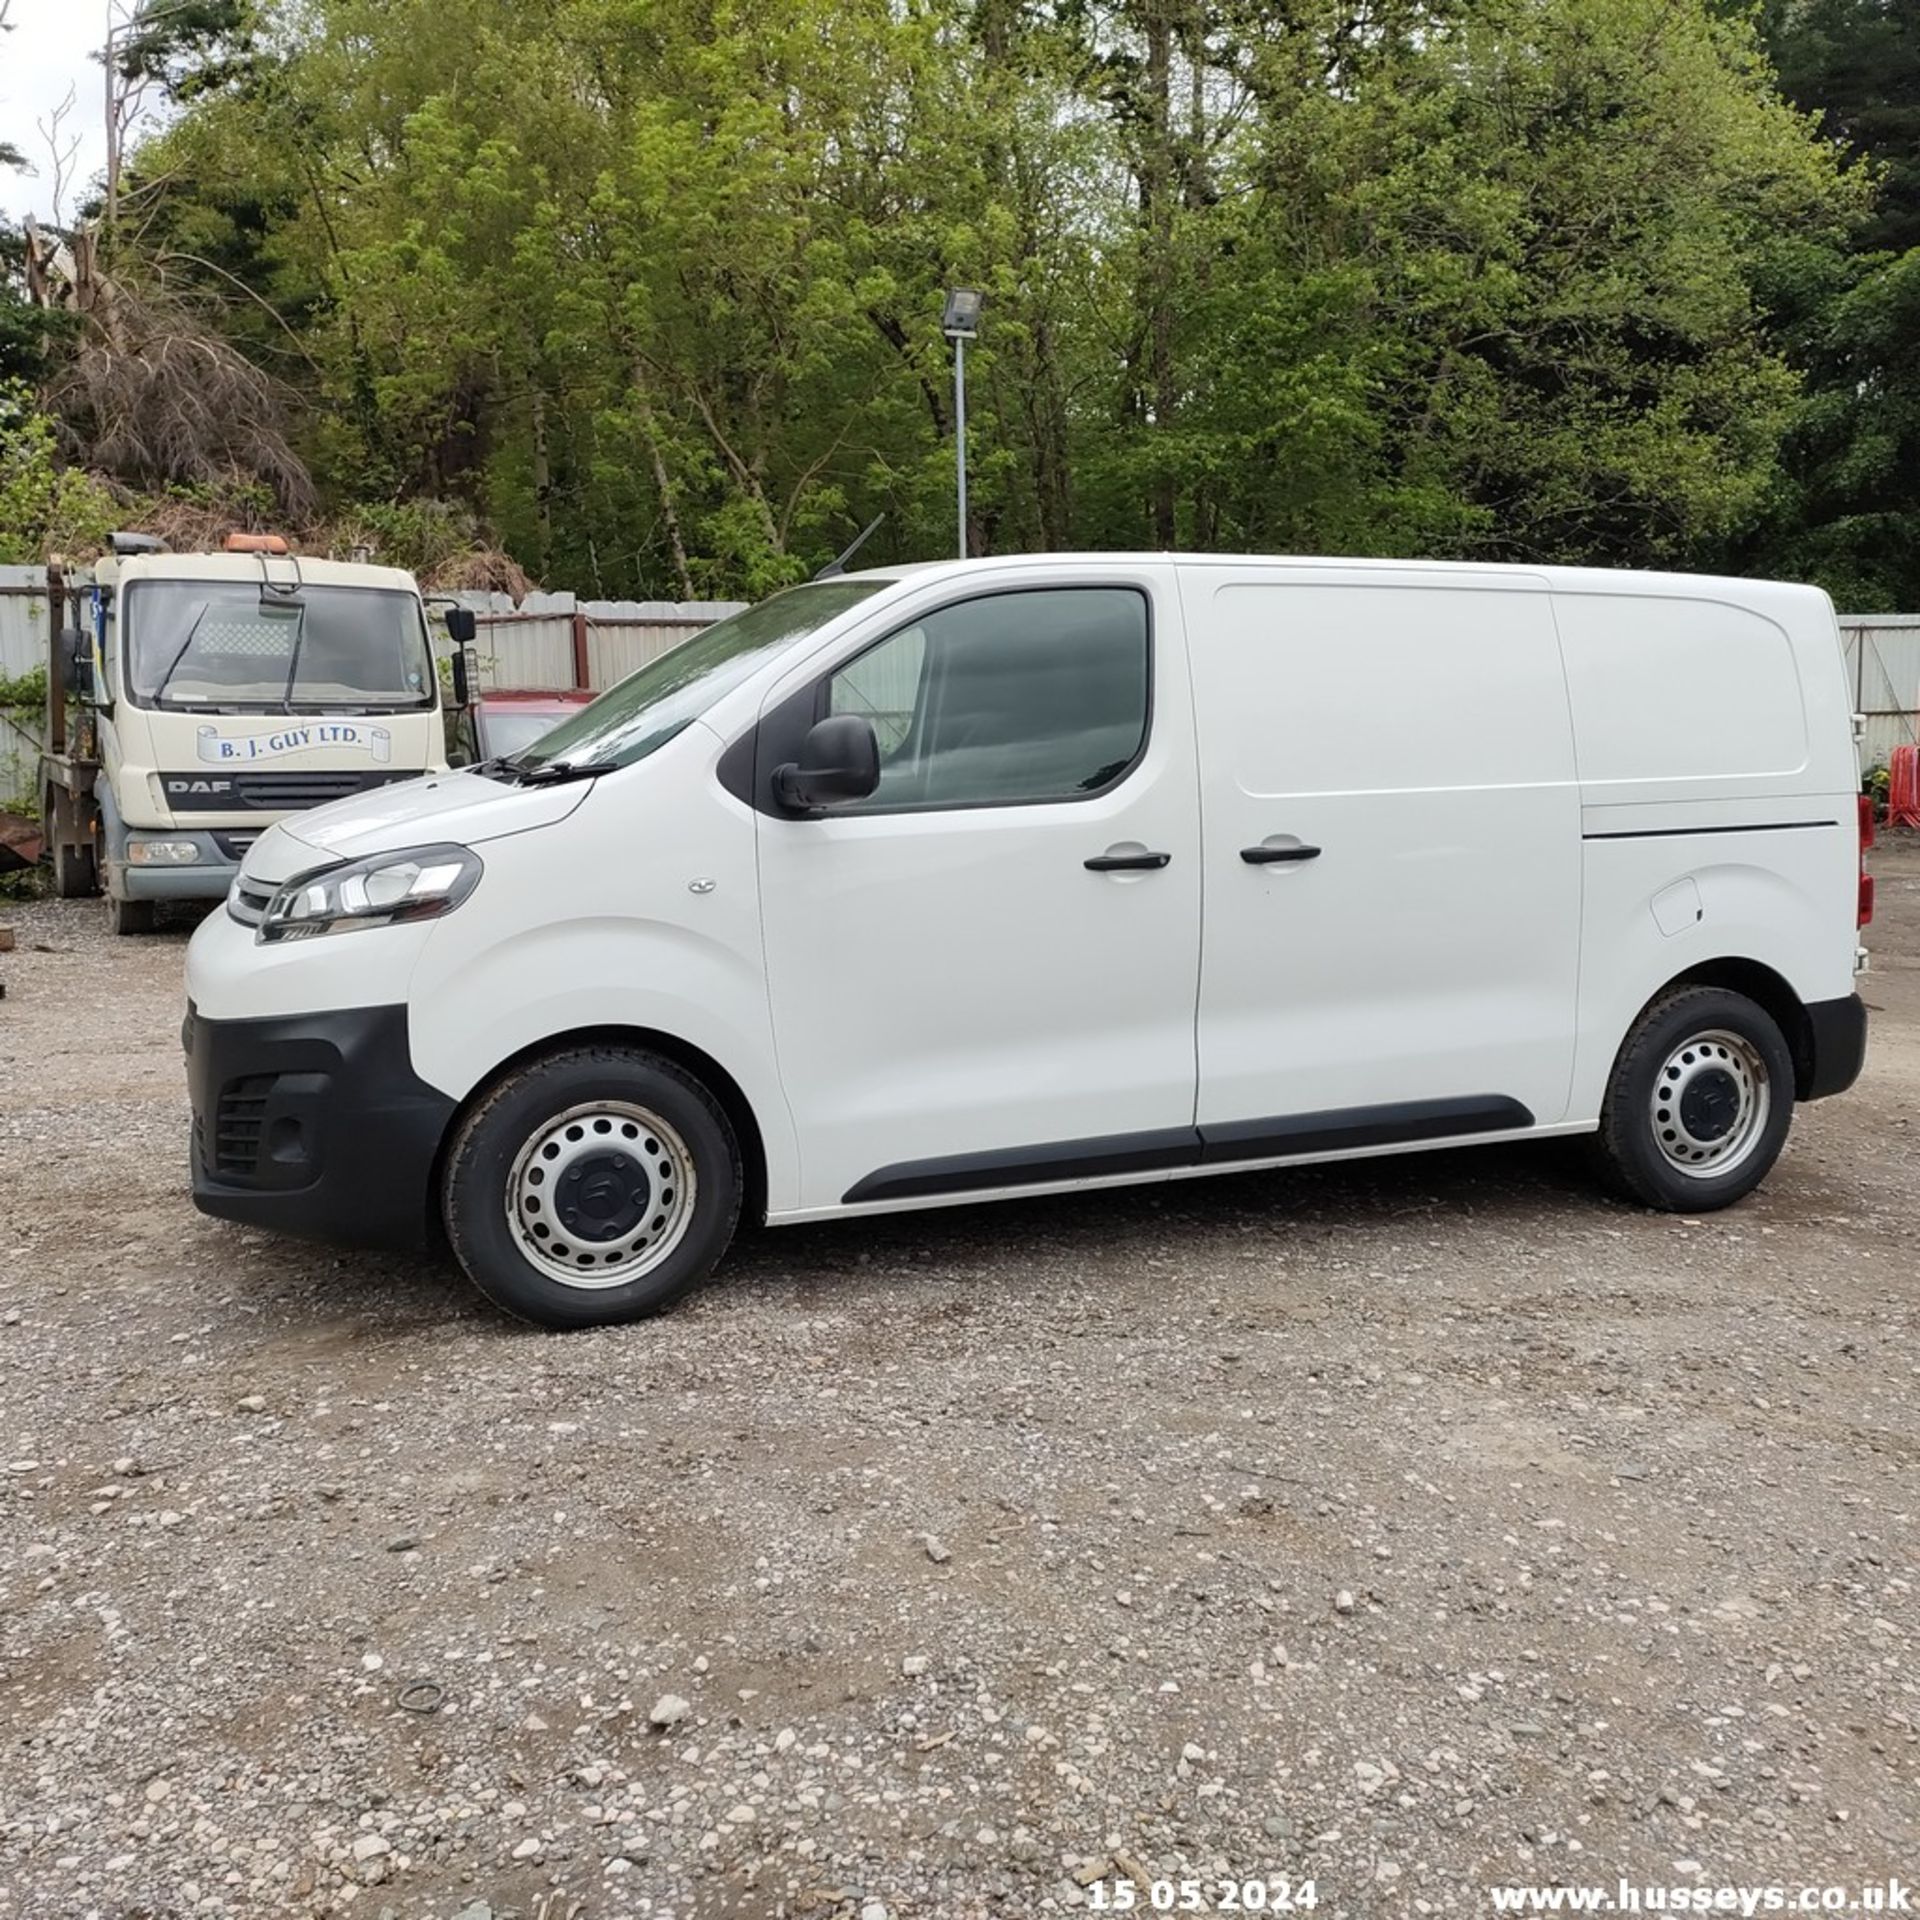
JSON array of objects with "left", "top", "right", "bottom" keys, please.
[
  {"left": 443, "top": 1046, "right": 742, "bottom": 1329},
  {"left": 1589, "top": 986, "right": 1794, "bottom": 1212}
]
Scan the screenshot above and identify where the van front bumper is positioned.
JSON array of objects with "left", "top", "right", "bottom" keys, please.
[{"left": 184, "top": 1002, "right": 456, "bottom": 1251}]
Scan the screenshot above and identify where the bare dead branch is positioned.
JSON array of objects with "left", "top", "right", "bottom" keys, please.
[
  {"left": 38, "top": 257, "right": 316, "bottom": 515},
  {"left": 37, "top": 85, "right": 80, "bottom": 224}
]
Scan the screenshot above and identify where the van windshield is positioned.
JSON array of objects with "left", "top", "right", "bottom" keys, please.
[
  {"left": 126, "top": 580, "right": 435, "bottom": 713},
  {"left": 509, "top": 580, "right": 886, "bottom": 777}
]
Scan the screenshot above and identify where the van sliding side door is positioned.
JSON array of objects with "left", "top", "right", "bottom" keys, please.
[{"left": 1184, "top": 568, "right": 1581, "bottom": 1157}]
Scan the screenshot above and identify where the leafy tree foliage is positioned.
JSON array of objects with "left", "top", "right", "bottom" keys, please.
[
  {"left": 1744, "top": 0, "right": 1920, "bottom": 609},
  {"left": 16, "top": 0, "right": 1905, "bottom": 603},
  {"left": 0, "top": 0, "right": 51, "bottom": 385},
  {"left": 0, "top": 382, "right": 125, "bottom": 562},
  {"left": 1760, "top": 0, "right": 1918, "bottom": 253}
]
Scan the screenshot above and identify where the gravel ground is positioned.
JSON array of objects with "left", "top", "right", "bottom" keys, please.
[{"left": 1, "top": 849, "right": 1917, "bottom": 1920}]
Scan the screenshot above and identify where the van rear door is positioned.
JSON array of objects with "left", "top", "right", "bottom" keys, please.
[{"left": 1184, "top": 568, "right": 1581, "bottom": 1156}]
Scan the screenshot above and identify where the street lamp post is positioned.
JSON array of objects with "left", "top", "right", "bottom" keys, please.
[{"left": 941, "top": 289, "right": 982, "bottom": 560}]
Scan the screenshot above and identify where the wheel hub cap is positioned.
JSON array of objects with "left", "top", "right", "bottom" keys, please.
[
  {"left": 1649, "top": 1030, "right": 1770, "bottom": 1179},
  {"left": 554, "top": 1151, "right": 651, "bottom": 1241},
  {"left": 1678, "top": 1069, "right": 1740, "bottom": 1142},
  {"left": 505, "top": 1101, "right": 697, "bottom": 1289}
]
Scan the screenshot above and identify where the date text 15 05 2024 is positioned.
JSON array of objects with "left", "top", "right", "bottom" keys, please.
[{"left": 1088, "top": 1879, "right": 1319, "bottom": 1913}]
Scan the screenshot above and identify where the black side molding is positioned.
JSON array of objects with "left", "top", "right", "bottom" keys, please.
[
  {"left": 1583, "top": 820, "right": 1837, "bottom": 842},
  {"left": 842, "top": 1096, "right": 1535, "bottom": 1204},
  {"left": 843, "top": 1127, "right": 1199, "bottom": 1203},
  {"left": 1800, "top": 993, "right": 1867, "bottom": 1102},
  {"left": 1197, "top": 1094, "right": 1533, "bottom": 1165}
]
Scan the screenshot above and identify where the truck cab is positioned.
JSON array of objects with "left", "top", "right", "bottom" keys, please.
[{"left": 47, "top": 534, "right": 449, "bottom": 932}]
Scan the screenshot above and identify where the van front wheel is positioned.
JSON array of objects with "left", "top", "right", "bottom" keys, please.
[
  {"left": 1589, "top": 986, "right": 1795, "bottom": 1212},
  {"left": 443, "top": 1046, "right": 742, "bottom": 1328}
]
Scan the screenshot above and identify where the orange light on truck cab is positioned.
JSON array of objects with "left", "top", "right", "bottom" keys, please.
[{"left": 224, "top": 533, "right": 290, "bottom": 554}]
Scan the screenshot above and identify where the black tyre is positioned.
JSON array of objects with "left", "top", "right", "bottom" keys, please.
[
  {"left": 1589, "top": 986, "right": 1794, "bottom": 1211},
  {"left": 108, "top": 893, "right": 158, "bottom": 935},
  {"left": 443, "top": 1046, "right": 741, "bottom": 1328},
  {"left": 52, "top": 838, "right": 96, "bottom": 899}
]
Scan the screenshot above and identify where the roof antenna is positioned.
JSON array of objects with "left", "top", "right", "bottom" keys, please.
[{"left": 814, "top": 514, "right": 884, "bottom": 580}]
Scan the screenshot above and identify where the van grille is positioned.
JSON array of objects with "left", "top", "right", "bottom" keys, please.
[
  {"left": 214, "top": 1076, "right": 274, "bottom": 1177},
  {"left": 227, "top": 877, "right": 274, "bottom": 928}
]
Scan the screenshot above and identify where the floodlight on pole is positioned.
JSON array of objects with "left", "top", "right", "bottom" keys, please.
[{"left": 942, "top": 290, "right": 982, "bottom": 559}]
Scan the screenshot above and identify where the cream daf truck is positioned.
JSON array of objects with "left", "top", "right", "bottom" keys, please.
[{"left": 42, "top": 533, "right": 451, "bottom": 932}]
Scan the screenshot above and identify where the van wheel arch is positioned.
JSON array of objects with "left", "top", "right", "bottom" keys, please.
[
  {"left": 1639, "top": 959, "right": 1816, "bottom": 1101},
  {"left": 438, "top": 1027, "right": 770, "bottom": 1232}
]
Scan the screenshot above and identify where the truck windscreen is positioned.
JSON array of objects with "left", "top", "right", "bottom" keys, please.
[{"left": 125, "top": 581, "right": 435, "bottom": 712}]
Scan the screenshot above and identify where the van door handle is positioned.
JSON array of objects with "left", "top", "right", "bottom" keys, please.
[
  {"left": 1084, "top": 850, "right": 1172, "bottom": 872},
  {"left": 1240, "top": 843, "right": 1321, "bottom": 864}
]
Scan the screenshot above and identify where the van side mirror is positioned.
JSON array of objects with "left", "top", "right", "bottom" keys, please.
[
  {"left": 444, "top": 606, "right": 477, "bottom": 646},
  {"left": 773, "top": 714, "right": 881, "bottom": 810},
  {"left": 449, "top": 646, "right": 472, "bottom": 710}
]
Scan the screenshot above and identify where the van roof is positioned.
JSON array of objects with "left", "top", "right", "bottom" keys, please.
[{"left": 849, "top": 552, "right": 1832, "bottom": 608}]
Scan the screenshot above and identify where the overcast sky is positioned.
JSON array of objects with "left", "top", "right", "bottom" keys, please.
[{"left": 2, "top": 1, "right": 118, "bottom": 224}]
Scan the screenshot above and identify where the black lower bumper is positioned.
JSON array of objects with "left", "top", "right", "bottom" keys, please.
[
  {"left": 184, "top": 1002, "right": 456, "bottom": 1251},
  {"left": 1801, "top": 992, "right": 1868, "bottom": 1102}
]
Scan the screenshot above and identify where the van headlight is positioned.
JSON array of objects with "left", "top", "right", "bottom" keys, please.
[{"left": 259, "top": 844, "right": 482, "bottom": 943}]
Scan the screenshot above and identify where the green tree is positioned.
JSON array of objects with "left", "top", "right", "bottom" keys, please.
[
  {"left": 1740, "top": 1, "right": 1920, "bottom": 608},
  {"left": 0, "top": 382, "right": 124, "bottom": 562},
  {"left": 1759, "top": 0, "right": 1919, "bottom": 253},
  {"left": 81, "top": 0, "right": 1887, "bottom": 593},
  {"left": 0, "top": 0, "right": 55, "bottom": 385}
]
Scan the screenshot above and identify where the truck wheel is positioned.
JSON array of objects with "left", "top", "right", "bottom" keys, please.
[
  {"left": 52, "top": 838, "right": 96, "bottom": 898},
  {"left": 443, "top": 1046, "right": 742, "bottom": 1329},
  {"left": 1588, "top": 986, "right": 1794, "bottom": 1212},
  {"left": 108, "top": 894, "right": 158, "bottom": 935},
  {"left": 46, "top": 787, "right": 98, "bottom": 897}
]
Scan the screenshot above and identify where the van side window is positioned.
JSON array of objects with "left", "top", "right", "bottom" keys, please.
[{"left": 826, "top": 587, "right": 1150, "bottom": 809}]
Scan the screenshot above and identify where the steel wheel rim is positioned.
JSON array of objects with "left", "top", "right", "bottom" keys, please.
[
  {"left": 505, "top": 1101, "right": 697, "bottom": 1290},
  {"left": 1649, "top": 1028, "right": 1771, "bottom": 1179}
]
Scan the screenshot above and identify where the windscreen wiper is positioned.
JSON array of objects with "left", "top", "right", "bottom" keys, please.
[
  {"left": 149, "top": 604, "right": 213, "bottom": 706},
  {"left": 512, "top": 758, "right": 603, "bottom": 785},
  {"left": 277, "top": 604, "right": 311, "bottom": 712}
]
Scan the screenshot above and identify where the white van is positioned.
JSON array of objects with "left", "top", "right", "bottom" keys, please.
[{"left": 183, "top": 555, "right": 1870, "bottom": 1327}]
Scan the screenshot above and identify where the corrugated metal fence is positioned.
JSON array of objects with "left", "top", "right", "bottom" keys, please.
[
  {"left": 1839, "top": 615, "right": 1920, "bottom": 772},
  {"left": 5, "top": 569, "right": 1919, "bottom": 804},
  {"left": 0, "top": 566, "right": 52, "bottom": 805},
  {"left": 447, "top": 605, "right": 1920, "bottom": 768},
  {"left": 440, "top": 590, "right": 747, "bottom": 691}
]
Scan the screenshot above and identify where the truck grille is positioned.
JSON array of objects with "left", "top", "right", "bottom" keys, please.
[
  {"left": 160, "top": 769, "right": 417, "bottom": 814},
  {"left": 233, "top": 771, "right": 383, "bottom": 808},
  {"left": 213, "top": 1076, "right": 274, "bottom": 1177}
]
